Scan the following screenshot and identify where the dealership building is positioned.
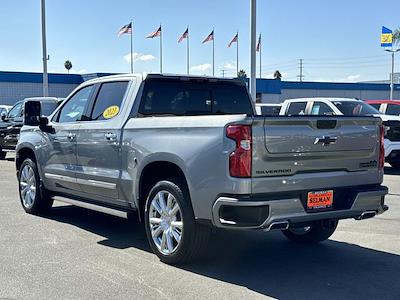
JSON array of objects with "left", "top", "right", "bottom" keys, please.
[{"left": 0, "top": 70, "right": 399, "bottom": 106}]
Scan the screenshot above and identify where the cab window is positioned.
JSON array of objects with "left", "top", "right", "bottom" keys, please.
[
  {"left": 89, "top": 81, "right": 129, "bottom": 121},
  {"left": 286, "top": 102, "right": 307, "bottom": 115},
  {"left": 56, "top": 85, "right": 94, "bottom": 123},
  {"left": 386, "top": 104, "right": 400, "bottom": 116},
  {"left": 368, "top": 103, "right": 381, "bottom": 111},
  {"left": 311, "top": 102, "right": 335, "bottom": 115}
]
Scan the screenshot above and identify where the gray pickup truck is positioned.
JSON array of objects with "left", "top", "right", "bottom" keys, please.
[{"left": 16, "top": 74, "right": 388, "bottom": 264}]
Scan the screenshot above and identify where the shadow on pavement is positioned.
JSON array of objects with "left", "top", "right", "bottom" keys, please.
[{"left": 43, "top": 205, "right": 400, "bottom": 300}]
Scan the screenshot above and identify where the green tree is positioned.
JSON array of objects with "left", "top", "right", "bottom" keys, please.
[
  {"left": 237, "top": 69, "right": 247, "bottom": 78},
  {"left": 274, "top": 70, "right": 282, "bottom": 80},
  {"left": 64, "top": 60, "right": 72, "bottom": 74}
]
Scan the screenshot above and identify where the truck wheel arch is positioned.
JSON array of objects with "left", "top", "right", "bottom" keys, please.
[
  {"left": 137, "top": 160, "right": 191, "bottom": 219},
  {"left": 16, "top": 147, "right": 37, "bottom": 172}
]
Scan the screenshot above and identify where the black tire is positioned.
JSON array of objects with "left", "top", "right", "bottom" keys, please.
[
  {"left": 389, "top": 161, "right": 400, "bottom": 169},
  {"left": 18, "top": 158, "right": 53, "bottom": 214},
  {"left": 0, "top": 150, "right": 6, "bottom": 160},
  {"left": 144, "top": 178, "right": 210, "bottom": 265},
  {"left": 282, "top": 219, "right": 338, "bottom": 243}
]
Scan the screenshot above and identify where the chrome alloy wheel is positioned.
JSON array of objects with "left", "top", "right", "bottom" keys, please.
[
  {"left": 19, "top": 165, "right": 37, "bottom": 209},
  {"left": 148, "top": 191, "right": 183, "bottom": 255}
]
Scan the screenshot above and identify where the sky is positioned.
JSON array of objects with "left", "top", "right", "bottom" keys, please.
[{"left": 0, "top": 0, "right": 399, "bottom": 82}]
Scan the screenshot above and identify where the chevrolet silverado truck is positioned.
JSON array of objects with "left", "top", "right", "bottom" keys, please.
[
  {"left": 16, "top": 74, "right": 388, "bottom": 264},
  {"left": 279, "top": 97, "right": 400, "bottom": 169}
]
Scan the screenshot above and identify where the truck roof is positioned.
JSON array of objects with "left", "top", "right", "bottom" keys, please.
[{"left": 83, "top": 73, "right": 245, "bottom": 85}]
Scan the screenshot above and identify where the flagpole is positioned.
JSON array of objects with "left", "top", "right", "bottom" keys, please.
[
  {"left": 187, "top": 29, "right": 190, "bottom": 75},
  {"left": 259, "top": 34, "right": 262, "bottom": 78},
  {"left": 212, "top": 29, "right": 215, "bottom": 76},
  {"left": 236, "top": 32, "right": 239, "bottom": 76},
  {"left": 130, "top": 20, "right": 134, "bottom": 73},
  {"left": 160, "top": 25, "right": 163, "bottom": 73}
]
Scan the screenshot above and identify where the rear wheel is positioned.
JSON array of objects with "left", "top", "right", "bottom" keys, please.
[
  {"left": 282, "top": 219, "right": 338, "bottom": 243},
  {"left": 18, "top": 158, "right": 53, "bottom": 214},
  {"left": 144, "top": 179, "right": 210, "bottom": 264},
  {"left": 389, "top": 161, "right": 400, "bottom": 169}
]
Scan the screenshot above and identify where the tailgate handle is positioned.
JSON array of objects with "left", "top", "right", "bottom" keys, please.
[
  {"left": 316, "top": 119, "right": 337, "bottom": 129},
  {"left": 314, "top": 136, "right": 337, "bottom": 146}
]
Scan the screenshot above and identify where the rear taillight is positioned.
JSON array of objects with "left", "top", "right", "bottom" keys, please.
[
  {"left": 379, "top": 125, "right": 385, "bottom": 169},
  {"left": 226, "top": 125, "right": 252, "bottom": 178}
]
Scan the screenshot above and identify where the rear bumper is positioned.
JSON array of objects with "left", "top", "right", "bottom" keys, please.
[{"left": 211, "top": 185, "right": 388, "bottom": 230}]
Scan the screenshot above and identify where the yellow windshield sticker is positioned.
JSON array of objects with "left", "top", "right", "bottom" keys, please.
[{"left": 103, "top": 105, "right": 119, "bottom": 119}]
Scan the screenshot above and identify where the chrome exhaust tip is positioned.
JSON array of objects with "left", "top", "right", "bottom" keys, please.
[
  {"left": 266, "top": 221, "right": 290, "bottom": 231},
  {"left": 356, "top": 211, "right": 376, "bottom": 220}
]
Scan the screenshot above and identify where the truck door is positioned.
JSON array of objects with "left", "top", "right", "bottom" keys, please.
[
  {"left": 43, "top": 85, "right": 95, "bottom": 194},
  {"left": 75, "top": 80, "right": 131, "bottom": 204}
]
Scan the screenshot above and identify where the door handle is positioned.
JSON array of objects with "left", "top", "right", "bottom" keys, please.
[
  {"left": 67, "top": 133, "right": 76, "bottom": 141},
  {"left": 104, "top": 132, "right": 117, "bottom": 141}
]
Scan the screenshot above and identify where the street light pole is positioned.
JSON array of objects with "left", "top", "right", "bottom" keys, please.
[
  {"left": 41, "top": 0, "right": 48, "bottom": 97},
  {"left": 250, "top": 0, "right": 257, "bottom": 102},
  {"left": 385, "top": 48, "right": 400, "bottom": 100}
]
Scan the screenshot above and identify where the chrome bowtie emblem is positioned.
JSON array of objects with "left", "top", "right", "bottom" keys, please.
[{"left": 314, "top": 136, "right": 337, "bottom": 146}]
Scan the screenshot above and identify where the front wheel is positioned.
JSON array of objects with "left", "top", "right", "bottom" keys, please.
[
  {"left": 144, "top": 179, "right": 210, "bottom": 264},
  {"left": 18, "top": 158, "right": 53, "bottom": 214},
  {"left": 282, "top": 219, "right": 338, "bottom": 243}
]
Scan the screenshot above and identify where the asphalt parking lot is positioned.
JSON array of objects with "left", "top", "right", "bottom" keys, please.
[{"left": 0, "top": 154, "right": 399, "bottom": 300}]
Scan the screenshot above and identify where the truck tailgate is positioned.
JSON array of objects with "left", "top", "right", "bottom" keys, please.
[{"left": 252, "top": 116, "right": 382, "bottom": 185}]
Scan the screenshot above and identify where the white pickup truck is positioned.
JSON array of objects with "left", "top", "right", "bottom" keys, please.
[{"left": 280, "top": 98, "right": 400, "bottom": 169}]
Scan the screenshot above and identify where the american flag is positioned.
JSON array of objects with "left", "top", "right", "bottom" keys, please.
[
  {"left": 228, "top": 33, "right": 238, "bottom": 48},
  {"left": 147, "top": 26, "right": 162, "bottom": 38},
  {"left": 178, "top": 28, "right": 189, "bottom": 43},
  {"left": 256, "top": 34, "right": 261, "bottom": 52},
  {"left": 202, "top": 30, "right": 214, "bottom": 44},
  {"left": 118, "top": 23, "right": 132, "bottom": 37}
]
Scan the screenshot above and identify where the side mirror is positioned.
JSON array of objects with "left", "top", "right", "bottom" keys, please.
[
  {"left": 24, "top": 101, "right": 41, "bottom": 126},
  {"left": 1, "top": 112, "right": 6, "bottom": 121}
]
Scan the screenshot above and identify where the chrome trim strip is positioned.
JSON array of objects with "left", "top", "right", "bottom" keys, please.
[
  {"left": 44, "top": 173, "right": 77, "bottom": 183},
  {"left": 76, "top": 178, "right": 116, "bottom": 190}
]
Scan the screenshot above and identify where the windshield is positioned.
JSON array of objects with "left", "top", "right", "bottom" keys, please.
[
  {"left": 41, "top": 101, "right": 61, "bottom": 116},
  {"left": 333, "top": 101, "right": 380, "bottom": 116}
]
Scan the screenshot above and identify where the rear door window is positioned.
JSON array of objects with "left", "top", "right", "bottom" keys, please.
[
  {"left": 368, "top": 103, "right": 381, "bottom": 111},
  {"left": 89, "top": 81, "right": 129, "bottom": 121},
  {"left": 310, "top": 102, "right": 335, "bottom": 115},
  {"left": 286, "top": 102, "right": 307, "bottom": 115},
  {"left": 386, "top": 104, "right": 400, "bottom": 116}
]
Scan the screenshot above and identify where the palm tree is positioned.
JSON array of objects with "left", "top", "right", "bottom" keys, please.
[
  {"left": 64, "top": 60, "right": 72, "bottom": 74},
  {"left": 237, "top": 69, "right": 247, "bottom": 78},
  {"left": 393, "top": 28, "right": 400, "bottom": 48},
  {"left": 274, "top": 70, "right": 282, "bottom": 80}
]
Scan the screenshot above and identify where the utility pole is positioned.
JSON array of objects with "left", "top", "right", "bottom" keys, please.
[
  {"left": 221, "top": 70, "right": 226, "bottom": 77},
  {"left": 41, "top": 0, "right": 49, "bottom": 97},
  {"left": 250, "top": 0, "right": 257, "bottom": 101},
  {"left": 385, "top": 49, "right": 400, "bottom": 100},
  {"left": 298, "top": 58, "right": 304, "bottom": 82}
]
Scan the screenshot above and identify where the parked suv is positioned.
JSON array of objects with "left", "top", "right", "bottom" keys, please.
[
  {"left": 16, "top": 75, "right": 388, "bottom": 264},
  {"left": 280, "top": 98, "right": 400, "bottom": 169},
  {"left": 0, "top": 97, "right": 62, "bottom": 159}
]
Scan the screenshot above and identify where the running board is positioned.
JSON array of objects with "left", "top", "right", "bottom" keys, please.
[{"left": 54, "top": 196, "right": 128, "bottom": 219}]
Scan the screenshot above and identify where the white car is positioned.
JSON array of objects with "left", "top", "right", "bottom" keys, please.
[{"left": 280, "top": 98, "right": 400, "bottom": 169}]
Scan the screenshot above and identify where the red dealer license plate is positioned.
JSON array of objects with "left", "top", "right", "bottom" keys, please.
[{"left": 307, "top": 190, "right": 333, "bottom": 210}]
